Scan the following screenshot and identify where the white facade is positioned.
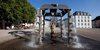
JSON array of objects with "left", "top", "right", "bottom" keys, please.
[
  {"left": 63, "top": 11, "right": 92, "bottom": 28},
  {"left": 74, "top": 11, "right": 92, "bottom": 28}
]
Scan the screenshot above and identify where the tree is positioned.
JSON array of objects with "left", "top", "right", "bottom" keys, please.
[{"left": 0, "top": 0, "right": 36, "bottom": 29}]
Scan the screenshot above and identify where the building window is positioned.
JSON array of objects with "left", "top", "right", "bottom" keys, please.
[
  {"left": 84, "top": 16, "right": 86, "bottom": 19},
  {"left": 81, "top": 20, "right": 83, "bottom": 22},
  {"left": 85, "top": 23, "right": 86, "bottom": 25},
  {"left": 85, "top": 20, "right": 86, "bottom": 22},
  {"left": 88, "top": 20, "right": 89, "bottom": 22},
  {"left": 81, "top": 23, "right": 83, "bottom": 25},
  {"left": 78, "top": 23, "right": 80, "bottom": 25},
  {"left": 78, "top": 20, "right": 80, "bottom": 22},
  {"left": 88, "top": 23, "right": 90, "bottom": 25},
  {"left": 78, "top": 12, "right": 80, "bottom": 15},
  {"left": 81, "top": 16, "right": 83, "bottom": 18}
]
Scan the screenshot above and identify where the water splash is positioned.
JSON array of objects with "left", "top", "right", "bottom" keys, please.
[
  {"left": 27, "top": 41, "right": 39, "bottom": 48},
  {"left": 27, "top": 34, "right": 39, "bottom": 48},
  {"left": 72, "top": 36, "right": 83, "bottom": 48}
]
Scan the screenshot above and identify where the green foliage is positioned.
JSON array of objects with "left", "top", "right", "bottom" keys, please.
[{"left": 0, "top": 0, "right": 36, "bottom": 24}]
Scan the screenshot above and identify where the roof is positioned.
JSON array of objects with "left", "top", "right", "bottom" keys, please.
[
  {"left": 40, "top": 4, "right": 71, "bottom": 17},
  {"left": 40, "top": 4, "right": 70, "bottom": 10},
  {"left": 92, "top": 16, "right": 100, "bottom": 21},
  {"left": 73, "top": 11, "right": 91, "bottom": 16}
]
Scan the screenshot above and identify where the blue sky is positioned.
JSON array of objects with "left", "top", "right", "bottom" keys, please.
[{"left": 28, "top": 0, "right": 100, "bottom": 19}]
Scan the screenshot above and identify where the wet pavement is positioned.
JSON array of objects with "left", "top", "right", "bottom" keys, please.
[{"left": 0, "top": 35, "right": 100, "bottom": 50}]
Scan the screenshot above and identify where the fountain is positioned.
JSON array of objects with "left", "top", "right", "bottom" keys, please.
[
  {"left": 8, "top": 4, "right": 84, "bottom": 49},
  {"left": 66, "top": 16, "right": 83, "bottom": 48},
  {"left": 27, "top": 33, "right": 39, "bottom": 48}
]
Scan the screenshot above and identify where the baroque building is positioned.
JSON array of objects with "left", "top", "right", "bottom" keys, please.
[{"left": 73, "top": 11, "right": 92, "bottom": 28}]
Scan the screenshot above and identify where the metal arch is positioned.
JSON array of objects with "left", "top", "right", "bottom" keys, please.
[
  {"left": 37, "top": 4, "right": 75, "bottom": 45},
  {"left": 40, "top": 4, "right": 71, "bottom": 10},
  {"left": 40, "top": 4, "right": 71, "bottom": 17}
]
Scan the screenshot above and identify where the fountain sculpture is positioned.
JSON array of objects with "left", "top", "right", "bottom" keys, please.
[{"left": 8, "top": 4, "right": 82, "bottom": 48}]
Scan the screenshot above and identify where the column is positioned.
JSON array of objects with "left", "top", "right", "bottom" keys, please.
[
  {"left": 42, "top": 17, "right": 45, "bottom": 38},
  {"left": 60, "top": 17, "right": 63, "bottom": 38},
  {"left": 67, "top": 11, "right": 73, "bottom": 45},
  {"left": 37, "top": 9, "right": 43, "bottom": 44}
]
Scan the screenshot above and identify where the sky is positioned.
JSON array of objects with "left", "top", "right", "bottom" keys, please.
[{"left": 28, "top": 0, "right": 100, "bottom": 19}]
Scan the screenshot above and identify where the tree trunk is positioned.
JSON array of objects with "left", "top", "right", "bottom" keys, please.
[{"left": 2, "top": 20, "right": 5, "bottom": 29}]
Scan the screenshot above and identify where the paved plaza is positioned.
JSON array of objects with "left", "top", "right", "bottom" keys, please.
[{"left": 0, "top": 28, "right": 100, "bottom": 50}]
